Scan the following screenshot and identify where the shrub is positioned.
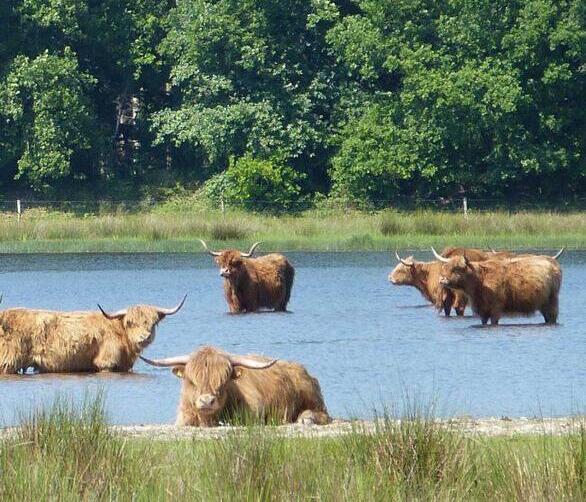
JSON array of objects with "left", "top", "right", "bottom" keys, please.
[{"left": 203, "top": 155, "right": 306, "bottom": 212}]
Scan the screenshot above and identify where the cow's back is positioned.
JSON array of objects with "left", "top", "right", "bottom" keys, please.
[
  {"left": 226, "top": 359, "right": 326, "bottom": 423},
  {"left": 442, "top": 247, "right": 490, "bottom": 261},
  {"left": 0, "top": 309, "right": 109, "bottom": 372}
]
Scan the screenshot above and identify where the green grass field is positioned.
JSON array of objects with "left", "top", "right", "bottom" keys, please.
[
  {"left": 0, "top": 207, "right": 583, "bottom": 252},
  {"left": 1, "top": 398, "right": 584, "bottom": 500}
]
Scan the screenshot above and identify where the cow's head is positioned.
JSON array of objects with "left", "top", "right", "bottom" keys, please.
[
  {"left": 199, "top": 240, "right": 261, "bottom": 281},
  {"left": 97, "top": 296, "right": 186, "bottom": 348},
  {"left": 432, "top": 247, "right": 473, "bottom": 289},
  {"left": 388, "top": 252, "right": 420, "bottom": 285},
  {"left": 141, "top": 346, "right": 276, "bottom": 425}
]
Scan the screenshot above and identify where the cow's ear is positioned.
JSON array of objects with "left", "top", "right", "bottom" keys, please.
[
  {"left": 172, "top": 365, "right": 185, "bottom": 378},
  {"left": 232, "top": 366, "right": 244, "bottom": 379}
]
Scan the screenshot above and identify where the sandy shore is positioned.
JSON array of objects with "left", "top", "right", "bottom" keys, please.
[
  {"left": 105, "top": 417, "right": 585, "bottom": 440},
  {"left": 2, "top": 417, "right": 583, "bottom": 441}
]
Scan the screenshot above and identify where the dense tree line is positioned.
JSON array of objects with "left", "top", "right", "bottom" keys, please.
[{"left": 0, "top": 0, "right": 584, "bottom": 205}]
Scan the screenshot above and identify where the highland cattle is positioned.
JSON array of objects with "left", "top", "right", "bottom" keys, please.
[
  {"left": 0, "top": 297, "right": 186, "bottom": 373},
  {"left": 141, "top": 346, "right": 330, "bottom": 426},
  {"left": 433, "top": 248, "right": 562, "bottom": 325},
  {"left": 199, "top": 240, "right": 294, "bottom": 313}
]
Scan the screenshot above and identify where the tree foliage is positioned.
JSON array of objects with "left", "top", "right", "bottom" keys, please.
[{"left": 0, "top": 0, "right": 583, "bottom": 204}]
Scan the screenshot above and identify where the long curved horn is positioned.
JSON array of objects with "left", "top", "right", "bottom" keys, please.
[
  {"left": 431, "top": 247, "right": 450, "bottom": 263},
  {"left": 241, "top": 242, "right": 262, "bottom": 258},
  {"left": 228, "top": 354, "right": 277, "bottom": 370},
  {"left": 395, "top": 250, "right": 414, "bottom": 267},
  {"left": 157, "top": 294, "right": 187, "bottom": 316},
  {"left": 552, "top": 247, "right": 565, "bottom": 260},
  {"left": 198, "top": 239, "right": 221, "bottom": 257},
  {"left": 97, "top": 304, "right": 127, "bottom": 320},
  {"left": 490, "top": 248, "right": 498, "bottom": 254},
  {"left": 140, "top": 355, "right": 190, "bottom": 367}
]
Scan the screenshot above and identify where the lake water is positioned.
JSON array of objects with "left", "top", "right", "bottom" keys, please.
[{"left": 0, "top": 251, "right": 584, "bottom": 426}]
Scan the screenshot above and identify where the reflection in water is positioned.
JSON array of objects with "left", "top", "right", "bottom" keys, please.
[{"left": 0, "top": 251, "right": 584, "bottom": 425}]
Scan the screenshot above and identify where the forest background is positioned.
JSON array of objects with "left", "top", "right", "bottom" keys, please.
[{"left": 0, "top": 0, "right": 584, "bottom": 210}]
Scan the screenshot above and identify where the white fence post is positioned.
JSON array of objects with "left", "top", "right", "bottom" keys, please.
[
  {"left": 462, "top": 197, "right": 468, "bottom": 217},
  {"left": 220, "top": 194, "right": 225, "bottom": 218},
  {"left": 16, "top": 199, "right": 21, "bottom": 224}
]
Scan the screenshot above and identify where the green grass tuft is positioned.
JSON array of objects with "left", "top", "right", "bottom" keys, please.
[{"left": 1, "top": 398, "right": 586, "bottom": 499}]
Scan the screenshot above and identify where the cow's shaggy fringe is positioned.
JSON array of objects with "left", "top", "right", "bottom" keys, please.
[{"left": 0, "top": 397, "right": 585, "bottom": 500}]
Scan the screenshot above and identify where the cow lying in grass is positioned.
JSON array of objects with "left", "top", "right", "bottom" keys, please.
[
  {"left": 0, "top": 297, "right": 186, "bottom": 373},
  {"left": 199, "top": 240, "right": 295, "bottom": 313},
  {"left": 141, "top": 346, "right": 330, "bottom": 426}
]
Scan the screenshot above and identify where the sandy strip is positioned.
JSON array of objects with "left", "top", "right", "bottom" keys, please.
[
  {"left": 1, "top": 417, "right": 583, "bottom": 441},
  {"left": 104, "top": 417, "right": 586, "bottom": 440}
]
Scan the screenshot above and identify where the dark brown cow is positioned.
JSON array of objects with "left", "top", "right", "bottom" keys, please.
[
  {"left": 199, "top": 240, "right": 294, "bottom": 313},
  {"left": 389, "top": 253, "right": 468, "bottom": 316},
  {"left": 0, "top": 297, "right": 186, "bottom": 373},
  {"left": 141, "top": 346, "right": 330, "bottom": 426},
  {"left": 434, "top": 249, "right": 562, "bottom": 325}
]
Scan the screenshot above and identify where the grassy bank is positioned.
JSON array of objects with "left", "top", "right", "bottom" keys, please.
[
  {"left": 0, "top": 207, "right": 584, "bottom": 253},
  {"left": 1, "top": 399, "right": 585, "bottom": 500}
]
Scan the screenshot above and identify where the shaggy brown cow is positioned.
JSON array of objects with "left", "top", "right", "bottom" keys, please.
[
  {"left": 433, "top": 248, "right": 562, "bottom": 325},
  {"left": 389, "top": 252, "right": 468, "bottom": 316},
  {"left": 0, "top": 297, "right": 186, "bottom": 374},
  {"left": 199, "top": 240, "right": 294, "bottom": 313},
  {"left": 141, "top": 346, "right": 330, "bottom": 427}
]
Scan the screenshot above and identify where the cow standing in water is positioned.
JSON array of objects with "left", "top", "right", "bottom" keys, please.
[
  {"left": 199, "top": 240, "right": 295, "bottom": 313},
  {"left": 0, "top": 297, "right": 186, "bottom": 373},
  {"left": 433, "top": 247, "right": 563, "bottom": 325},
  {"left": 141, "top": 346, "right": 330, "bottom": 426},
  {"left": 390, "top": 247, "right": 518, "bottom": 316},
  {"left": 389, "top": 252, "right": 468, "bottom": 316}
]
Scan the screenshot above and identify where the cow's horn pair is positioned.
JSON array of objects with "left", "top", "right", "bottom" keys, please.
[
  {"left": 394, "top": 251, "right": 414, "bottom": 267},
  {"left": 198, "top": 239, "right": 262, "bottom": 258},
  {"left": 98, "top": 295, "right": 187, "bottom": 320},
  {"left": 431, "top": 247, "right": 450, "bottom": 263},
  {"left": 140, "top": 353, "right": 277, "bottom": 370}
]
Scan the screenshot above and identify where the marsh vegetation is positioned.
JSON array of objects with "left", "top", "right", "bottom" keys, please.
[{"left": 1, "top": 398, "right": 585, "bottom": 500}]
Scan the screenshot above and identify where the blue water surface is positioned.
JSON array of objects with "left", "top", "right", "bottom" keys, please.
[{"left": 0, "top": 251, "right": 583, "bottom": 425}]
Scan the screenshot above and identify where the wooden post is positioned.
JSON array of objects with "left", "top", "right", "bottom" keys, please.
[
  {"left": 220, "top": 194, "right": 225, "bottom": 218},
  {"left": 462, "top": 197, "right": 468, "bottom": 217},
  {"left": 16, "top": 199, "right": 21, "bottom": 224}
]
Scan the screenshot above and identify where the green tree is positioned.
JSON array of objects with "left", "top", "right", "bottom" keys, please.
[
  {"left": 0, "top": 0, "right": 170, "bottom": 193},
  {"left": 0, "top": 49, "right": 97, "bottom": 190},
  {"left": 153, "top": 0, "right": 342, "bottom": 191},
  {"left": 328, "top": 0, "right": 585, "bottom": 203}
]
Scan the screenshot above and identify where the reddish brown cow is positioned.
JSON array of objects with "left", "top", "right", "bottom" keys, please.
[
  {"left": 433, "top": 248, "right": 562, "bottom": 325},
  {"left": 141, "top": 346, "right": 330, "bottom": 426},
  {"left": 389, "top": 252, "right": 468, "bottom": 316},
  {"left": 199, "top": 240, "right": 294, "bottom": 313},
  {"left": 0, "top": 297, "right": 186, "bottom": 373}
]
